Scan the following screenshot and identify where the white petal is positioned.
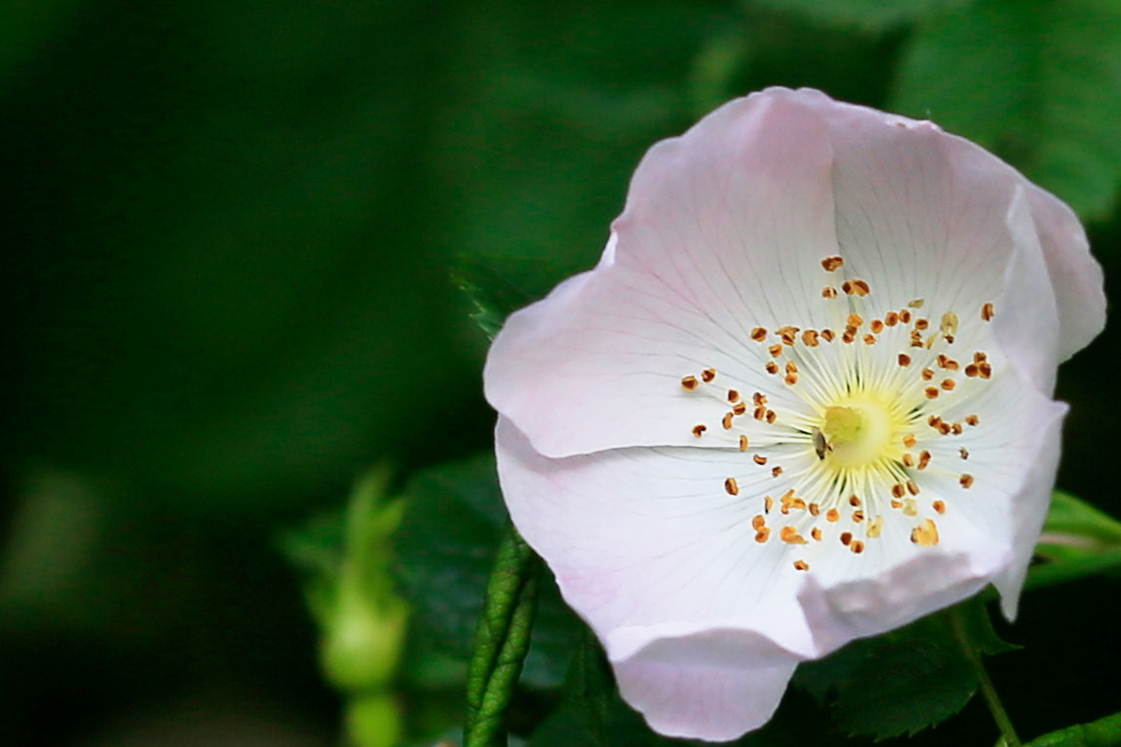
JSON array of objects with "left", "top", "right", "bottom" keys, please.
[
  {"left": 485, "top": 90, "right": 840, "bottom": 458},
  {"left": 494, "top": 418, "right": 818, "bottom": 657},
  {"left": 799, "top": 351, "right": 1067, "bottom": 648},
  {"left": 990, "top": 394, "right": 1067, "bottom": 620},
  {"left": 1026, "top": 184, "right": 1107, "bottom": 360},
  {"left": 992, "top": 187, "right": 1061, "bottom": 393},
  {"left": 611, "top": 630, "right": 800, "bottom": 742}
]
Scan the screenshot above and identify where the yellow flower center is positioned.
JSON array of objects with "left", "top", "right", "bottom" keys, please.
[
  {"left": 821, "top": 398, "right": 895, "bottom": 468},
  {"left": 679, "top": 253, "right": 997, "bottom": 572}
]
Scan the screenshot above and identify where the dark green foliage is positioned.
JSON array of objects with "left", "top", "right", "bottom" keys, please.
[
  {"left": 893, "top": 0, "right": 1121, "bottom": 220},
  {"left": 392, "top": 453, "right": 584, "bottom": 690},
  {"left": 794, "top": 600, "right": 1015, "bottom": 740},
  {"left": 750, "top": 0, "right": 973, "bottom": 31}
]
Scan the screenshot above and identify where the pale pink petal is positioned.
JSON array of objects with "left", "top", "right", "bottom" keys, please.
[
  {"left": 611, "top": 630, "right": 800, "bottom": 741},
  {"left": 801, "top": 96, "right": 1067, "bottom": 393},
  {"left": 990, "top": 396, "right": 1067, "bottom": 620},
  {"left": 485, "top": 90, "right": 841, "bottom": 458},
  {"left": 990, "top": 187, "right": 1062, "bottom": 392},
  {"left": 494, "top": 417, "right": 818, "bottom": 657},
  {"left": 1026, "top": 185, "right": 1107, "bottom": 361}
]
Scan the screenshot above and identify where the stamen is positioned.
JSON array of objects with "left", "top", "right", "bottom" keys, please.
[
  {"left": 724, "top": 478, "right": 739, "bottom": 495},
  {"left": 910, "top": 519, "right": 940, "bottom": 547},
  {"left": 681, "top": 376, "right": 699, "bottom": 390},
  {"left": 981, "top": 302, "right": 995, "bottom": 321},
  {"left": 702, "top": 368, "right": 716, "bottom": 382},
  {"left": 751, "top": 327, "right": 767, "bottom": 342},
  {"left": 821, "top": 256, "right": 844, "bottom": 272},
  {"left": 780, "top": 526, "right": 807, "bottom": 544},
  {"left": 960, "top": 474, "right": 975, "bottom": 488}
]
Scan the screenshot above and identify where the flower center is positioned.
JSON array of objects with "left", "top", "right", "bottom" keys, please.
[
  {"left": 679, "top": 253, "right": 999, "bottom": 573},
  {"left": 821, "top": 399, "right": 893, "bottom": 468}
]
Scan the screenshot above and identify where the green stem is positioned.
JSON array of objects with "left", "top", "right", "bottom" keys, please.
[
  {"left": 949, "top": 606, "right": 1021, "bottom": 747},
  {"left": 463, "top": 524, "right": 540, "bottom": 747}
]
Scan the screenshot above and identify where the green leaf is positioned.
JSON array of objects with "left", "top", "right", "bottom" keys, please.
[
  {"left": 1025, "top": 711, "right": 1121, "bottom": 747},
  {"left": 793, "top": 599, "right": 1014, "bottom": 740},
  {"left": 1037, "top": 491, "right": 1121, "bottom": 562},
  {"left": 999, "top": 492, "right": 1121, "bottom": 593},
  {"left": 892, "top": 0, "right": 1121, "bottom": 219},
  {"left": 749, "top": 0, "right": 973, "bottom": 31},
  {"left": 393, "top": 453, "right": 583, "bottom": 690},
  {"left": 561, "top": 632, "right": 615, "bottom": 745}
]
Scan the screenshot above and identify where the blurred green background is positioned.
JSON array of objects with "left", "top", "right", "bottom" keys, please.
[{"left": 3, "top": 0, "right": 1120, "bottom": 745}]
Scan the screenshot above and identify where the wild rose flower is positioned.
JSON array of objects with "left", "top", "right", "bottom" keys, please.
[{"left": 483, "top": 88, "right": 1105, "bottom": 741}]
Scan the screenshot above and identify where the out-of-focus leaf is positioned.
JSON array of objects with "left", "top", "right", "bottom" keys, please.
[
  {"left": 892, "top": 0, "right": 1121, "bottom": 220},
  {"left": 688, "top": 30, "right": 752, "bottom": 117},
  {"left": 1036, "top": 491, "right": 1121, "bottom": 563},
  {"left": 453, "top": 254, "right": 583, "bottom": 340},
  {"left": 748, "top": 0, "right": 972, "bottom": 31},
  {"left": 1025, "top": 711, "right": 1121, "bottom": 747},
  {"left": 794, "top": 599, "right": 1014, "bottom": 740},
  {"left": 393, "top": 453, "right": 583, "bottom": 689}
]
